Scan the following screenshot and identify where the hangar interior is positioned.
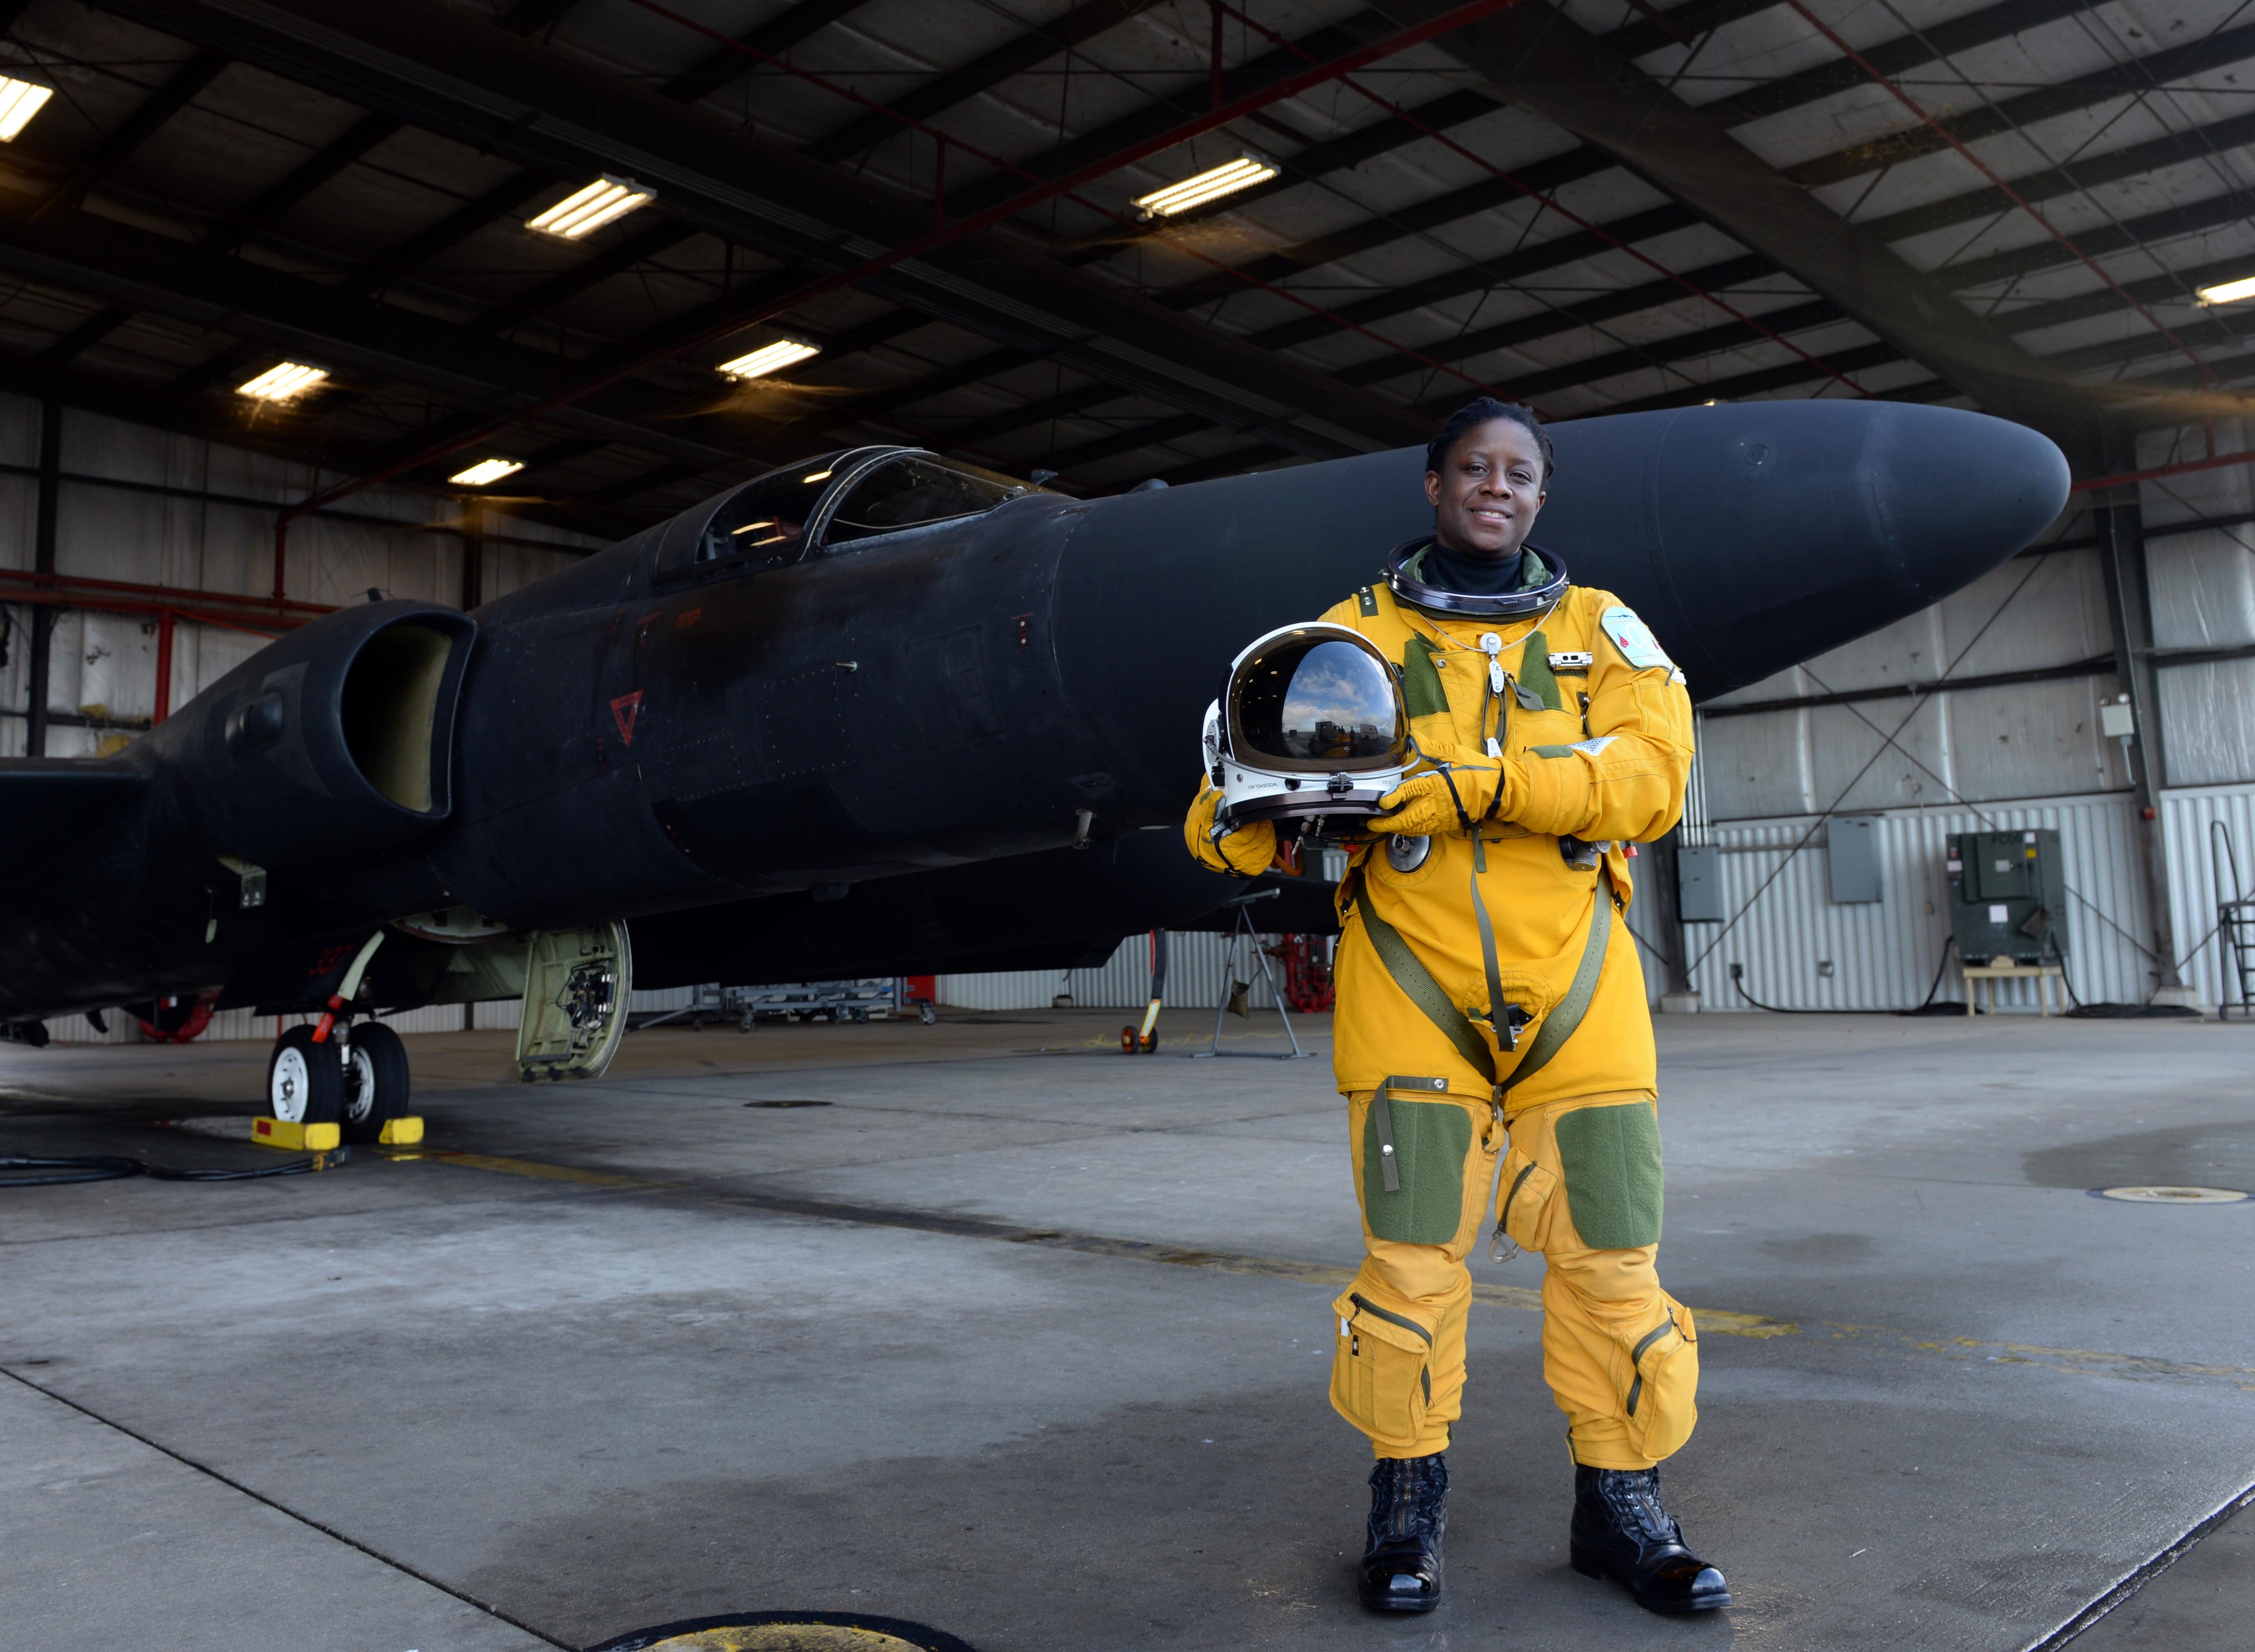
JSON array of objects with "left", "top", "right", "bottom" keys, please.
[{"left": 2, "top": 0, "right": 2254, "bottom": 1649}]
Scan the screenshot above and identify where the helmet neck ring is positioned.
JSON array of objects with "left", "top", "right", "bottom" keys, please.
[{"left": 1384, "top": 536, "right": 1570, "bottom": 618}]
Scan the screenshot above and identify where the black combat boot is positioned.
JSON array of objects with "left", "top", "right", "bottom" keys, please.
[
  {"left": 1358, "top": 1452, "right": 1447, "bottom": 1612},
  {"left": 1569, "top": 1465, "right": 1730, "bottom": 1614}
]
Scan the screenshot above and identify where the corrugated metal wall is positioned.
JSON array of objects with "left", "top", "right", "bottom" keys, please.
[
  {"left": 1667, "top": 789, "right": 2160, "bottom": 1012},
  {"left": 0, "top": 394, "right": 593, "bottom": 762},
  {"left": 936, "top": 929, "right": 1304, "bottom": 1012}
]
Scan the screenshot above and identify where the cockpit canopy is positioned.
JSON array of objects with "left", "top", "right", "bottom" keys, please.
[{"left": 660, "top": 447, "right": 1041, "bottom": 578}]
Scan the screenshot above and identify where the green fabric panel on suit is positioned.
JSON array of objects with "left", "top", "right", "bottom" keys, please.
[
  {"left": 1361, "top": 1098, "right": 1474, "bottom": 1245},
  {"left": 1555, "top": 1102, "right": 1665, "bottom": 1249},
  {"left": 1400, "top": 635, "right": 1449, "bottom": 720},
  {"left": 1517, "top": 630, "right": 1561, "bottom": 710}
]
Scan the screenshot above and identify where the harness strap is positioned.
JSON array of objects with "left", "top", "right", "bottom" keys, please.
[
  {"left": 1503, "top": 871, "right": 1614, "bottom": 1098},
  {"left": 1348, "top": 872, "right": 1496, "bottom": 1085},
  {"left": 1348, "top": 864, "right": 1616, "bottom": 1100}
]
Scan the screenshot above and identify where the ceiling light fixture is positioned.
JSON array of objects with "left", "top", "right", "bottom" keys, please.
[
  {"left": 526, "top": 176, "right": 652, "bottom": 240},
  {"left": 450, "top": 457, "right": 523, "bottom": 487},
  {"left": 0, "top": 76, "right": 53, "bottom": 142},
  {"left": 236, "top": 361, "right": 328, "bottom": 402},
  {"left": 1132, "top": 155, "right": 1278, "bottom": 219},
  {"left": 2197, "top": 274, "right": 2255, "bottom": 306},
  {"left": 716, "top": 339, "right": 820, "bottom": 381}
]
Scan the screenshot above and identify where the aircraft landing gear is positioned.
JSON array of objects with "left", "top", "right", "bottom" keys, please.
[
  {"left": 265, "top": 1025, "right": 341, "bottom": 1146},
  {"left": 342, "top": 1022, "right": 414, "bottom": 1145}
]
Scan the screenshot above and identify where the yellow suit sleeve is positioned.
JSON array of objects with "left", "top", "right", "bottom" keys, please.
[{"left": 1506, "top": 589, "right": 1694, "bottom": 843}]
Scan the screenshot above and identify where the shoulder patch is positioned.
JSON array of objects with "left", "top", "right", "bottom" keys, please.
[{"left": 1599, "top": 604, "right": 1673, "bottom": 671}]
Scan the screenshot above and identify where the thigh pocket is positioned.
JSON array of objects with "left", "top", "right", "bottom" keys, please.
[
  {"left": 1361, "top": 1091, "right": 1476, "bottom": 1246},
  {"left": 1329, "top": 1288, "right": 1435, "bottom": 1452},
  {"left": 1613, "top": 1298, "right": 1699, "bottom": 1461},
  {"left": 1493, "top": 1144, "right": 1565, "bottom": 1257}
]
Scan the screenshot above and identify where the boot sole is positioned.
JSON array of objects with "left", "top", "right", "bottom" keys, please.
[
  {"left": 1570, "top": 1542, "right": 1731, "bottom": 1614},
  {"left": 1359, "top": 1589, "right": 1441, "bottom": 1614}
]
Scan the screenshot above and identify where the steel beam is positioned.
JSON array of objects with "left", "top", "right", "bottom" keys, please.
[
  {"left": 100, "top": 0, "right": 1433, "bottom": 463},
  {"left": 1392, "top": 0, "right": 2093, "bottom": 440}
]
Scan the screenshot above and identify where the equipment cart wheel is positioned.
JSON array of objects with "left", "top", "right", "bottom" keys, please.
[
  {"left": 342, "top": 1023, "right": 410, "bottom": 1144},
  {"left": 268, "top": 1026, "right": 341, "bottom": 1126},
  {"left": 918, "top": 1002, "right": 937, "bottom": 1026}
]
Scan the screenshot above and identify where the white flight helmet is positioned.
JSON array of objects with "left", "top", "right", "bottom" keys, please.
[{"left": 1202, "top": 622, "right": 1412, "bottom": 832}]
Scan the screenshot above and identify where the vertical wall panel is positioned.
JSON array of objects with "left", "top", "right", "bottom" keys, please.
[{"left": 2162, "top": 786, "right": 2255, "bottom": 1014}]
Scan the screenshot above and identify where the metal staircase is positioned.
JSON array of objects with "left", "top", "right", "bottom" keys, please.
[{"left": 2215, "top": 822, "right": 2255, "bottom": 1020}]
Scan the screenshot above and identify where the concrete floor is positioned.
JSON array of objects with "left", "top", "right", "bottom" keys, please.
[{"left": 2, "top": 1008, "right": 2252, "bottom": 1652}]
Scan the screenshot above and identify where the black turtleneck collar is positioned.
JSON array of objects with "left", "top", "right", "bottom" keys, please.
[{"left": 1405, "top": 538, "right": 1546, "bottom": 598}]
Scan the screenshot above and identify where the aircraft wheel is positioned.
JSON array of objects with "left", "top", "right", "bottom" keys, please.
[
  {"left": 1141, "top": 1029, "right": 1161, "bottom": 1054},
  {"left": 918, "top": 1003, "right": 937, "bottom": 1026},
  {"left": 1119, "top": 1025, "right": 1136, "bottom": 1053},
  {"left": 268, "top": 1026, "right": 341, "bottom": 1126},
  {"left": 342, "top": 1023, "right": 410, "bottom": 1144}
]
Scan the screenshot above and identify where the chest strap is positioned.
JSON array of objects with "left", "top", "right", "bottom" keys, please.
[{"left": 1345, "top": 863, "right": 1614, "bottom": 1098}]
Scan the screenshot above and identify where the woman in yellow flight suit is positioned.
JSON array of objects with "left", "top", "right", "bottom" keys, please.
[{"left": 1185, "top": 398, "right": 1728, "bottom": 1617}]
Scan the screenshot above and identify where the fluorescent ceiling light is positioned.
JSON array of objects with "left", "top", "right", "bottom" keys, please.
[
  {"left": 2197, "top": 273, "right": 2255, "bottom": 306},
  {"left": 450, "top": 457, "right": 523, "bottom": 487},
  {"left": 716, "top": 339, "right": 820, "bottom": 381},
  {"left": 236, "top": 361, "right": 328, "bottom": 402},
  {"left": 526, "top": 176, "right": 652, "bottom": 240},
  {"left": 0, "top": 77, "right": 53, "bottom": 142},
  {"left": 1132, "top": 156, "right": 1277, "bottom": 218}
]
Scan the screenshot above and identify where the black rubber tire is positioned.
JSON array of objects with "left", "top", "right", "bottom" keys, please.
[
  {"left": 268, "top": 1026, "right": 342, "bottom": 1126},
  {"left": 340, "top": 1022, "right": 410, "bottom": 1143}
]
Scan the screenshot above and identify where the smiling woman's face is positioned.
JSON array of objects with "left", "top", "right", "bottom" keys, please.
[{"left": 1425, "top": 418, "right": 1547, "bottom": 560}]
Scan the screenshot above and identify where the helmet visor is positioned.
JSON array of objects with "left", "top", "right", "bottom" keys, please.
[{"left": 1227, "top": 631, "right": 1406, "bottom": 774}]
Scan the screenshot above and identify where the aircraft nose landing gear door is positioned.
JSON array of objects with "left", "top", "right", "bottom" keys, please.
[{"left": 516, "top": 921, "right": 632, "bottom": 1081}]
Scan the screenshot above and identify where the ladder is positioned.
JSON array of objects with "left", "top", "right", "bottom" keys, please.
[{"left": 2216, "top": 823, "right": 2255, "bottom": 1020}]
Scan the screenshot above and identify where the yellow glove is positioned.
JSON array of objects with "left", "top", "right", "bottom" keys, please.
[
  {"left": 1186, "top": 781, "right": 1278, "bottom": 877},
  {"left": 1372, "top": 762, "right": 1524, "bottom": 836}
]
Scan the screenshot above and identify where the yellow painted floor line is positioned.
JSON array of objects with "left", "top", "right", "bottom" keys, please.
[
  {"left": 389, "top": 1145, "right": 2254, "bottom": 1388},
  {"left": 385, "top": 1148, "right": 662, "bottom": 1189}
]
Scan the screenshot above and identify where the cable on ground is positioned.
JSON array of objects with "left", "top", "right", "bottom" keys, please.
[{"left": 0, "top": 1149, "right": 349, "bottom": 1188}]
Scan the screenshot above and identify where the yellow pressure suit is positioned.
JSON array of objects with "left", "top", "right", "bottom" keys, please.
[{"left": 1186, "top": 565, "right": 1697, "bottom": 1470}]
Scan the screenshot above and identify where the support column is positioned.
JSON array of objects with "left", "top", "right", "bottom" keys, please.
[
  {"left": 24, "top": 398, "right": 59, "bottom": 757},
  {"left": 1651, "top": 828, "right": 1699, "bottom": 1012},
  {"left": 2090, "top": 439, "right": 2189, "bottom": 1004},
  {"left": 460, "top": 501, "right": 483, "bottom": 612},
  {"left": 152, "top": 609, "right": 174, "bottom": 724}
]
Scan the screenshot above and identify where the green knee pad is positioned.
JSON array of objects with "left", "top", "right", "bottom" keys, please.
[
  {"left": 1555, "top": 1102, "right": 1664, "bottom": 1249},
  {"left": 1362, "top": 1097, "right": 1474, "bottom": 1246}
]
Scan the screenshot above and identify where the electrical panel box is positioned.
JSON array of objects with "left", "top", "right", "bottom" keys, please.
[
  {"left": 1828, "top": 815, "right": 1882, "bottom": 903},
  {"left": 1677, "top": 843, "right": 1724, "bottom": 922},
  {"left": 1946, "top": 829, "right": 2068, "bottom": 965}
]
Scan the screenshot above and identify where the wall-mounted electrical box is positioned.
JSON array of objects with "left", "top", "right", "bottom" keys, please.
[
  {"left": 1828, "top": 815, "right": 1882, "bottom": 903},
  {"left": 1677, "top": 843, "right": 1723, "bottom": 922},
  {"left": 1946, "top": 829, "right": 2068, "bottom": 965}
]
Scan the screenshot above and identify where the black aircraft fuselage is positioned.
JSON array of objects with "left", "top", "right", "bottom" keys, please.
[{"left": 0, "top": 402, "right": 2069, "bottom": 1024}]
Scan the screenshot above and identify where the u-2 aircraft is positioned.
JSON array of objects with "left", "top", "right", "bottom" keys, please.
[{"left": 0, "top": 401, "right": 2069, "bottom": 1129}]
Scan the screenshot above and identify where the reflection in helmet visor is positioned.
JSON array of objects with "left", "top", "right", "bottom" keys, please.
[{"left": 1231, "top": 637, "right": 1404, "bottom": 770}]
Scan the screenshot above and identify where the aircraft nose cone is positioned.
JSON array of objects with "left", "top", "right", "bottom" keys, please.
[
  {"left": 1863, "top": 403, "right": 2072, "bottom": 604},
  {"left": 1631, "top": 401, "right": 2070, "bottom": 696}
]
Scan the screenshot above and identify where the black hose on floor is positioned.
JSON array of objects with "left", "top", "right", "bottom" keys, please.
[{"left": 0, "top": 1149, "right": 349, "bottom": 1188}]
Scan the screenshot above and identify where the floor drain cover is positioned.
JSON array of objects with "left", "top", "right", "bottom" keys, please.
[
  {"left": 586, "top": 1611, "right": 976, "bottom": 1652},
  {"left": 2097, "top": 1185, "right": 2251, "bottom": 1204}
]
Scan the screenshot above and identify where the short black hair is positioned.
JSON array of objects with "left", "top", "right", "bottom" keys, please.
[{"left": 1425, "top": 397, "right": 1554, "bottom": 486}]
